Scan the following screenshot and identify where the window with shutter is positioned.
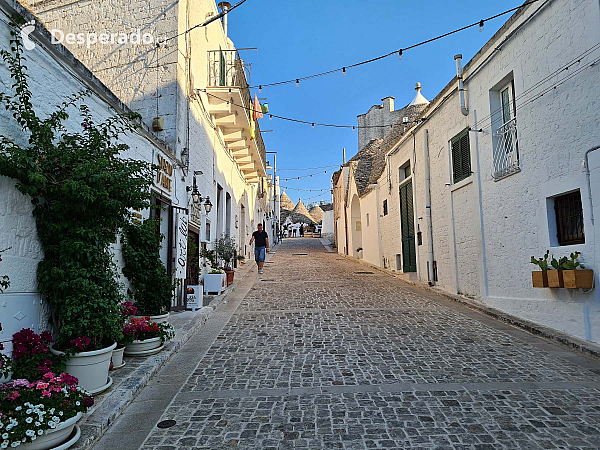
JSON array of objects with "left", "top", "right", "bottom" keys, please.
[
  {"left": 451, "top": 129, "right": 471, "bottom": 183},
  {"left": 383, "top": 200, "right": 388, "bottom": 216}
]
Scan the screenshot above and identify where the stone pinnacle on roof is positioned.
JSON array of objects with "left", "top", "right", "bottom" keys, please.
[
  {"left": 309, "top": 204, "right": 324, "bottom": 223},
  {"left": 280, "top": 190, "right": 295, "bottom": 211},
  {"left": 292, "top": 198, "right": 313, "bottom": 218},
  {"left": 408, "top": 82, "right": 429, "bottom": 106}
]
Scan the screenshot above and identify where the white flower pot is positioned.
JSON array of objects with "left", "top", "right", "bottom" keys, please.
[
  {"left": 50, "top": 342, "right": 116, "bottom": 395},
  {"left": 131, "top": 312, "right": 169, "bottom": 324},
  {"left": 21, "top": 412, "right": 82, "bottom": 450},
  {"left": 203, "top": 273, "right": 225, "bottom": 294},
  {"left": 111, "top": 346, "right": 125, "bottom": 369},
  {"left": 124, "top": 337, "right": 163, "bottom": 356}
]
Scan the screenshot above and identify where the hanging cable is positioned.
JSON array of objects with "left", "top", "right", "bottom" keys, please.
[{"left": 249, "top": 0, "right": 541, "bottom": 89}]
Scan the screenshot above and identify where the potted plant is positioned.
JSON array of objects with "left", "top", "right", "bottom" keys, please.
[
  {"left": 236, "top": 254, "right": 245, "bottom": 266},
  {"left": 10, "top": 329, "right": 66, "bottom": 383},
  {"left": 200, "top": 249, "right": 226, "bottom": 295},
  {"left": 560, "top": 252, "right": 594, "bottom": 289},
  {"left": 111, "top": 302, "right": 138, "bottom": 370},
  {"left": 0, "top": 372, "right": 94, "bottom": 450},
  {"left": 122, "top": 219, "right": 174, "bottom": 324},
  {"left": 530, "top": 250, "right": 550, "bottom": 287},
  {"left": 215, "top": 234, "right": 237, "bottom": 285},
  {"left": 0, "top": 26, "right": 155, "bottom": 397},
  {"left": 548, "top": 255, "right": 566, "bottom": 288},
  {"left": 122, "top": 318, "right": 174, "bottom": 356}
]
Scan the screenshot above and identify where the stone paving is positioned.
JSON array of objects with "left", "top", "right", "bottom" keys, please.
[{"left": 130, "top": 238, "right": 600, "bottom": 449}]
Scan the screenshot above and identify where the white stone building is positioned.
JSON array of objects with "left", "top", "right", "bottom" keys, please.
[
  {"left": 334, "top": 0, "right": 600, "bottom": 344},
  {"left": 24, "top": 0, "right": 277, "bottom": 294}
]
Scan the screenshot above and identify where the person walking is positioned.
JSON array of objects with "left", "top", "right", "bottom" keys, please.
[
  {"left": 299, "top": 224, "right": 304, "bottom": 237},
  {"left": 250, "top": 223, "right": 269, "bottom": 274}
]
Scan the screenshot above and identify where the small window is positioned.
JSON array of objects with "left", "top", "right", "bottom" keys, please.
[
  {"left": 383, "top": 200, "right": 388, "bottom": 216},
  {"left": 451, "top": 129, "right": 471, "bottom": 183},
  {"left": 399, "top": 162, "right": 411, "bottom": 183},
  {"left": 555, "top": 191, "right": 584, "bottom": 245},
  {"left": 366, "top": 213, "right": 370, "bottom": 227}
]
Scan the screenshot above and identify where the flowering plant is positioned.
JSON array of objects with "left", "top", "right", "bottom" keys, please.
[
  {"left": 122, "top": 318, "right": 174, "bottom": 343},
  {"left": 115, "top": 302, "right": 138, "bottom": 347},
  {"left": 0, "top": 372, "right": 93, "bottom": 448},
  {"left": 120, "top": 302, "right": 137, "bottom": 318},
  {"left": 10, "top": 330, "right": 65, "bottom": 382},
  {"left": 0, "top": 325, "right": 11, "bottom": 380}
]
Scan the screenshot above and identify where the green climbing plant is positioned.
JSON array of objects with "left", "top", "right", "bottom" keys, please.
[{"left": 0, "top": 18, "right": 154, "bottom": 350}]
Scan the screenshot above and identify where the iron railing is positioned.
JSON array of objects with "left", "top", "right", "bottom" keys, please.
[
  {"left": 492, "top": 117, "right": 519, "bottom": 180},
  {"left": 207, "top": 50, "right": 266, "bottom": 171}
]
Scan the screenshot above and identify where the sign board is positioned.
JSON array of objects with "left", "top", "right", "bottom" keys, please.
[
  {"left": 175, "top": 211, "right": 189, "bottom": 279},
  {"left": 186, "top": 285, "right": 202, "bottom": 311},
  {"left": 190, "top": 202, "right": 202, "bottom": 229},
  {"left": 155, "top": 153, "right": 173, "bottom": 193}
]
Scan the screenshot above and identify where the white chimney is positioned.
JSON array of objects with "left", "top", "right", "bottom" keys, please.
[
  {"left": 381, "top": 96, "right": 395, "bottom": 112},
  {"left": 218, "top": 2, "right": 231, "bottom": 38}
]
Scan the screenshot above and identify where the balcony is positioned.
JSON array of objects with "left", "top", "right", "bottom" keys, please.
[
  {"left": 205, "top": 50, "right": 267, "bottom": 183},
  {"left": 492, "top": 117, "right": 519, "bottom": 180}
]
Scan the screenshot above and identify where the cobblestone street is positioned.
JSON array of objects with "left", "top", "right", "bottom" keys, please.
[{"left": 99, "top": 238, "right": 600, "bottom": 449}]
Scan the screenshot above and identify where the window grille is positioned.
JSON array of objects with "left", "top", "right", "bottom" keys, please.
[{"left": 555, "top": 191, "right": 585, "bottom": 245}]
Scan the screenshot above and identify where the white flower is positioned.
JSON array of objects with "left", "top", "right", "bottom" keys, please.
[
  {"left": 14, "top": 407, "right": 21, "bottom": 412},
  {"left": 30, "top": 436, "right": 35, "bottom": 441},
  {"left": 52, "top": 416, "right": 59, "bottom": 423},
  {"left": 49, "top": 409, "right": 54, "bottom": 415},
  {"left": 25, "top": 431, "right": 34, "bottom": 437},
  {"left": 10, "top": 442, "right": 19, "bottom": 448},
  {"left": 37, "top": 430, "right": 43, "bottom": 436},
  {"left": 58, "top": 411, "right": 63, "bottom": 416},
  {"left": 75, "top": 402, "right": 80, "bottom": 406},
  {"left": 5, "top": 426, "right": 11, "bottom": 431},
  {"left": 34, "top": 422, "right": 40, "bottom": 427},
  {"left": 25, "top": 418, "right": 32, "bottom": 424},
  {"left": 1, "top": 435, "right": 6, "bottom": 440},
  {"left": 1, "top": 441, "right": 7, "bottom": 449},
  {"left": 25, "top": 410, "right": 31, "bottom": 415}
]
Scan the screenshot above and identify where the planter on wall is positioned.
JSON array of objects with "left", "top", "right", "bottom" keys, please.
[
  {"left": 131, "top": 312, "right": 169, "bottom": 324},
  {"left": 50, "top": 342, "right": 115, "bottom": 395},
  {"left": 547, "top": 270, "right": 564, "bottom": 288},
  {"left": 21, "top": 412, "right": 82, "bottom": 450},
  {"left": 531, "top": 271, "right": 548, "bottom": 288},
  {"left": 562, "top": 269, "right": 594, "bottom": 289},
  {"left": 123, "top": 336, "right": 163, "bottom": 356},
  {"left": 204, "top": 273, "right": 225, "bottom": 295}
]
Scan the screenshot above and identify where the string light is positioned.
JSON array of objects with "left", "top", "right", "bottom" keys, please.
[
  {"left": 342, "top": 67, "right": 347, "bottom": 77},
  {"left": 248, "top": 0, "right": 541, "bottom": 90},
  {"left": 479, "top": 20, "right": 484, "bottom": 32},
  {"left": 269, "top": 114, "right": 272, "bottom": 120},
  {"left": 311, "top": 123, "right": 315, "bottom": 129},
  {"left": 259, "top": 85, "right": 262, "bottom": 93}
]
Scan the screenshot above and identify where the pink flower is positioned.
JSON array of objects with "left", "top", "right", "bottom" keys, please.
[
  {"left": 36, "top": 381, "right": 49, "bottom": 390},
  {"left": 7, "top": 391, "right": 20, "bottom": 401},
  {"left": 12, "top": 379, "right": 29, "bottom": 387},
  {"left": 41, "top": 390, "right": 51, "bottom": 397}
]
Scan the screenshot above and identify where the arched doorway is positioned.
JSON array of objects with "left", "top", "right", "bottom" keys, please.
[{"left": 350, "top": 195, "right": 362, "bottom": 258}]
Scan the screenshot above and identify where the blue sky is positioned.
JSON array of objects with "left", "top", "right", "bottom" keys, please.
[{"left": 228, "top": 0, "right": 518, "bottom": 205}]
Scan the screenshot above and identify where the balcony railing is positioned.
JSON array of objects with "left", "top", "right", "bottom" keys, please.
[
  {"left": 492, "top": 117, "right": 519, "bottom": 180},
  {"left": 207, "top": 50, "right": 266, "bottom": 170}
]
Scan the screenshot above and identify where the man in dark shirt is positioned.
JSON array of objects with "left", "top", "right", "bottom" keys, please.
[{"left": 249, "top": 223, "right": 269, "bottom": 274}]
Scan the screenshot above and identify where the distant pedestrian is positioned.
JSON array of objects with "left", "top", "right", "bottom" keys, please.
[
  {"left": 293, "top": 227, "right": 297, "bottom": 237},
  {"left": 249, "top": 223, "right": 269, "bottom": 274},
  {"left": 299, "top": 224, "right": 304, "bottom": 237}
]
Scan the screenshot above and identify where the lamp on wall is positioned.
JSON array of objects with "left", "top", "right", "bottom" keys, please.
[
  {"left": 187, "top": 170, "right": 206, "bottom": 205},
  {"left": 204, "top": 197, "right": 213, "bottom": 213}
]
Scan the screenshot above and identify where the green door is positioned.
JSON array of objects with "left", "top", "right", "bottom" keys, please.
[{"left": 399, "top": 180, "right": 416, "bottom": 272}]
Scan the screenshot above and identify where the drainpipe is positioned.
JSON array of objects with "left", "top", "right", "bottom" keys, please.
[
  {"left": 423, "top": 129, "right": 435, "bottom": 285},
  {"left": 454, "top": 54, "right": 468, "bottom": 116},
  {"left": 584, "top": 145, "right": 600, "bottom": 225}
]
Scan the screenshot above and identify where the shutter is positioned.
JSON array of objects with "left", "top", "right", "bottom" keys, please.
[{"left": 452, "top": 130, "right": 471, "bottom": 183}]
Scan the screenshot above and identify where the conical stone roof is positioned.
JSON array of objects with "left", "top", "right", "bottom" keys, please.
[
  {"left": 280, "top": 191, "right": 295, "bottom": 211},
  {"left": 292, "top": 198, "right": 312, "bottom": 217},
  {"left": 309, "top": 204, "right": 324, "bottom": 223}
]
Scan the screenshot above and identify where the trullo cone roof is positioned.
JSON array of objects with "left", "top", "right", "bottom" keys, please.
[
  {"left": 309, "top": 204, "right": 324, "bottom": 223},
  {"left": 280, "top": 191, "right": 295, "bottom": 211}
]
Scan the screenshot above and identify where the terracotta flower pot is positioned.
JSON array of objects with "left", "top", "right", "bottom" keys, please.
[{"left": 225, "top": 270, "right": 235, "bottom": 286}]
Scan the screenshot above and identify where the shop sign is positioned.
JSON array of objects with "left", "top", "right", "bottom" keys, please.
[
  {"left": 175, "top": 211, "right": 188, "bottom": 279},
  {"left": 190, "top": 202, "right": 202, "bottom": 228},
  {"left": 155, "top": 153, "right": 173, "bottom": 192},
  {"left": 186, "top": 285, "right": 202, "bottom": 311}
]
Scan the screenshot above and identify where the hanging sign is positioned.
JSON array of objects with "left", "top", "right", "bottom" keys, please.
[
  {"left": 175, "top": 211, "right": 189, "bottom": 279},
  {"left": 190, "top": 202, "right": 202, "bottom": 228}
]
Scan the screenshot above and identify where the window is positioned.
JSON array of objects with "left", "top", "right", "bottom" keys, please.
[
  {"left": 492, "top": 80, "right": 519, "bottom": 179},
  {"left": 383, "top": 200, "right": 388, "bottom": 216},
  {"left": 451, "top": 129, "right": 471, "bottom": 183},
  {"left": 366, "top": 213, "right": 370, "bottom": 227},
  {"left": 555, "top": 191, "right": 585, "bottom": 245},
  {"left": 399, "top": 162, "right": 411, "bottom": 183}
]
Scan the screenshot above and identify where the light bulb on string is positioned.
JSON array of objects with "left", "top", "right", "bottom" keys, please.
[
  {"left": 259, "top": 85, "right": 262, "bottom": 93},
  {"left": 342, "top": 67, "right": 346, "bottom": 77},
  {"left": 479, "top": 20, "right": 484, "bottom": 32},
  {"left": 311, "top": 123, "right": 315, "bottom": 129},
  {"left": 352, "top": 126, "right": 356, "bottom": 132},
  {"left": 398, "top": 49, "right": 403, "bottom": 60},
  {"left": 296, "top": 79, "right": 300, "bottom": 88}
]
